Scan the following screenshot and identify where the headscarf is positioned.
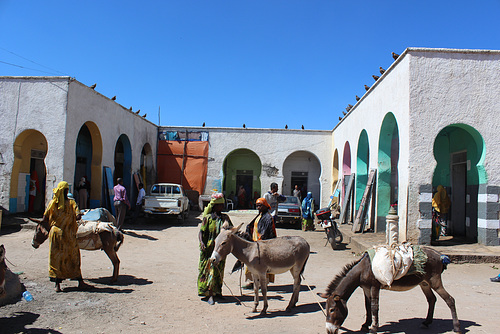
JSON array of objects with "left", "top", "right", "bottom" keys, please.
[
  {"left": 432, "top": 185, "right": 451, "bottom": 214},
  {"left": 256, "top": 197, "right": 271, "bottom": 210},
  {"left": 52, "top": 181, "right": 69, "bottom": 211},
  {"left": 302, "top": 192, "right": 313, "bottom": 218},
  {"left": 203, "top": 193, "right": 225, "bottom": 217}
]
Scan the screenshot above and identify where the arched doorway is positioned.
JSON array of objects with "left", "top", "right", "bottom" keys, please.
[
  {"left": 140, "top": 143, "right": 154, "bottom": 191},
  {"left": 377, "top": 113, "right": 399, "bottom": 232},
  {"left": 74, "top": 122, "right": 103, "bottom": 209},
  {"left": 114, "top": 134, "right": 132, "bottom": 192},
  {"left": 283, "top": 151, "right": 321, "bottom": 205},
  {"left": 10, "top": 130, "right": 47, "bottom": 213},
  {"left": 223, "top": 149, "right": 262, "bottom": 209},
  {"left": 356, "top": 130, "right": 369, "bottom": 211},
  {"left": 342, "top": 142, "right": 352, "bottom": 207},
  {"left": 432, "top": 124, "right": 486, "bottom": 242},
  {"left": 332, "top": 149, "right": 339, "bottom": 203}
]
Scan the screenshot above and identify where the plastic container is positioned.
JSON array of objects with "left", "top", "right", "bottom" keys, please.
[
  {"left": 22, "top": 290, "right": 33, "bottom": 302},
  {"left": 315, "top": 208, "right": 331, "bottom": 220}
]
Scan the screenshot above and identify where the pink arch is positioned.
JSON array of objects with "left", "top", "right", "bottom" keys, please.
[{"left": 342, "top": 142, "right": 351, "bottom": 204}]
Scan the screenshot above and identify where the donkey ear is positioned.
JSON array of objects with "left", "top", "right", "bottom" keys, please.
[
  {"left": 318, "top": 292, "right": 330, "bottom": 299},
  {"left": 231, "top": 223, "right": 244, "bottom": 233}
]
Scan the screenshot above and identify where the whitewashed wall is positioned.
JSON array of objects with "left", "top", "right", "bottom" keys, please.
[
  {"left": 160, "top": 126, "right": 333, "bottom": 208},
  {"left": 0, "top": 77, "right": 158, "bottom": 211},
  {"left": 0, "top": 77, "right": 69, "bottom": 210},
  {"left": 332, "top": 55, "right": 411, "bottom": 240}
]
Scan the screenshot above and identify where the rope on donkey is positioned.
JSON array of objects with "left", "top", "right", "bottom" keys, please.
[{"left": 301, "top": 273, "right": 327, "bottom": 317}]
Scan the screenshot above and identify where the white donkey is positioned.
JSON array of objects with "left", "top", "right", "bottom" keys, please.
[{"left": 210, "top": 224, "right": 310, "bottom": 315}]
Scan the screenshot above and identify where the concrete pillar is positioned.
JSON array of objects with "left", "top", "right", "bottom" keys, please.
[{"left": 386, "top": 206, "right": 399, "bottom": 246}]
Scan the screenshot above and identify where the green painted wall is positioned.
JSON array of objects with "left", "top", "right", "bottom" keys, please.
[
  {"left": 223, "top": 149, "right": 262, "bottom": 198},
  {"left": 356, "top": 130, "right": 369, "bottom": 210},
  {"left": 433, "top": 124, "right": 486, "bottom": 187},
  {"left": 377, "top": 113, "right": 398, "bottom": 217}
]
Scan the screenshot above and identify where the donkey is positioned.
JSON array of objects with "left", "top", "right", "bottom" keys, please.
[
  {"left": 31, "top": 219, "right": 124, "bottom": 283},
  {"left": 210, "top": 224, "right": 310, "bottom": 315},
  {"left": 0, "top": 245, "right": 6, "bottom": 297},
  {"left": 319, "top": 246, "right": 460, "bottom": 334}
]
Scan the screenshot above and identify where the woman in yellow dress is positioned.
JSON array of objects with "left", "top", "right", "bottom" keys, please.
[{"left": 42, "top": 181, "right": 92, "bottom": 292}]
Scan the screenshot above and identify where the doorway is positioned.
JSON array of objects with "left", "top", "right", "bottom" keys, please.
[{"left": 450, "top": 151, "right": 467, "bottom": 237}]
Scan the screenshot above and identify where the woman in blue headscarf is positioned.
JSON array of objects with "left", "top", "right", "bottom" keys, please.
[{"left": 301, "top": 192, "right": 315, "bottom": 231}]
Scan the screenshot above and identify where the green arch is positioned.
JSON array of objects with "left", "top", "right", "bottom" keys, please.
[
  {"left": 433, "top": 124, "right": 487, "bottom": 187},
  {"left": 223, "top": 148, "right": 262, "bottom": 207},
  {"left": 377, "top": 113, "right": 399, "bottom": 219},
  {"left": 356, "top": 130, "right": 369, "bottom": 210}
]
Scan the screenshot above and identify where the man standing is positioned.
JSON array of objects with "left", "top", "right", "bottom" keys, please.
[
  {"left": 264, "top": 182, "right": 286, "bottom": 224},
  {"left": 244, "top": 197, "right": 276, "bottom": 288},
  {"left": 113, "top": 178, "right": 130, "bottom": 230},
  {"left": 293, "top": 185, "right": 302, "bottom": 202},
  {"left": 134, "top": 183, "right": 146, "bottom": 222}
]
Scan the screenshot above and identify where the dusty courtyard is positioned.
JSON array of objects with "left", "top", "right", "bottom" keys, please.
[{"left": 1, "top": 211, "right": 499, "bottom": 334}]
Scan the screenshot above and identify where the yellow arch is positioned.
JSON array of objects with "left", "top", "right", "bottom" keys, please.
[{"left": 10, "top": 130, "right": 48, "bottom": 211}]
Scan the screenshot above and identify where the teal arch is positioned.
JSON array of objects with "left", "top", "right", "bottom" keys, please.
[
  {"left": 356, "top": 130, "right": 369, "bottom": 210},
  {"left": 223, "top": 149, "right": 262, "bottom": 208},
  {"left": 377, "top": 113, "right": 399, "bottom": 222},
  {"left": 433, "top": 124, "right": 486, "bottom": 187},
  {"left": 74, "top": 124, "right": 92, "bottom": 194},
  {"left": 114, "top": 134, "right": 132, "bottom": 193}
]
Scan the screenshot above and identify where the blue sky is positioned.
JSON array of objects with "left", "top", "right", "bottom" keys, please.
[{"left": 1, "top": 1, "right": 500, "bottom": 130}]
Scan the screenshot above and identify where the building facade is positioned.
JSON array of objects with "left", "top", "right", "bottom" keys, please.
[
  {"left": 1, "top": 47, "right": 499, "bottom": 246},
  {"left": 0, "top": 77, "right": 157, "bottom": 214}
]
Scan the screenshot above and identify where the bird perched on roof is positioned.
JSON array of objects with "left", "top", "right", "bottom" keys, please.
[
  {"left": 243, "top": 124, "right": 246, "bottom": 128},
  {"left": 202, "top": 122, "right": 205, "bottom": 127},
  {"left": 135, "top": 109, "right": 140, "bottom": 114},
  {"left": 301, "top": 125, "right": 304, "bottom": 130},
  {"left": 364, "top": 85, "right": 370, "bottom": 91},
  {"left": 129, "top": 106, "right": 133, "bottom": 111},
  {"left": 392, "top": 52, "right": 399, "bottom": 60},
  {"left": 285, "top": 124, "right": 288, "bottom": 129},
  {"left": 142, "top": 113, "right": 147, "bottom": 118},
  {"left": 346, "top": 104, "right": 353, "bottom": 112},
  {"left": 111, "top": 96, "right": 116, "bottom": 101},
  {"left": 379, "top": 67, "right": 386, "bottom": 75},
  {"left": 342, "top": 111, "right": 347, "bottom": 116},
  {"left": 372, "top": 75, "right": 379, "bottom": 81},
  {"left": 90, "top": 83, "right": 96, "bottom": 89},
  {"left": 339, "top": 116, "right": 342, "bottom": 121},
  {"left": 355, "top": 95, "right": 360, "bottom": 101}
]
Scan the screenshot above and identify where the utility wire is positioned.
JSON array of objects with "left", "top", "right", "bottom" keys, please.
[
  {"left": 0, "top": 60, "right": 61, "bottom": 75},
  {"left": 0, "top": 46, "right": 69, "bottom": 76}
]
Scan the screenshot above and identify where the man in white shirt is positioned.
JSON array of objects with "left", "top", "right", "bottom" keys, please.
[
  {"left": 134, "top": 183, "right": 146, "bottom": 222},
  {"left": 264, "top": 182, "right": 286, "bottom": 224}
]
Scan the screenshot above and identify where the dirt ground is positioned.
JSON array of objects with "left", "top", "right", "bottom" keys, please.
[{"left": 1, "top": 211, "right": 499, "bottom": 334}]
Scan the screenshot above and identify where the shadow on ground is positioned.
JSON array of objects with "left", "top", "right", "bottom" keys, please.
[
  {"left": 89, "top": 274, "right": 153, "bottom": 287},
  {"left": 340, "top": 318, "right": 478, "bottom": 333},
  {"left": 0, "top": 312, "right": 62, "bottom": 334}
]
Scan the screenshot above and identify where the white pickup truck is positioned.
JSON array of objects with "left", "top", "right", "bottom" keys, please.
[{"left": 143, "top": 183, "right": 190, "bottom": 221}]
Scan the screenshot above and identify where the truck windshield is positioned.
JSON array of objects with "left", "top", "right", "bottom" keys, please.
[{"left": 151, "top": 185, "right": 182, "bottom": 195}]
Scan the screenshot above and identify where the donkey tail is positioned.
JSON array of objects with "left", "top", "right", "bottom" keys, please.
[
  {"left": 300, "top": 254, "right": 309, "bottom": 277},
  {"left": 114, "top": 230, "right": 124, "bottom": 252}
]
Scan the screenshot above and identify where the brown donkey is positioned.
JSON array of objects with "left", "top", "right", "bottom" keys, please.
[
  {"left": 320, "top": 246, "right": 460, "bottom": 334},
  {"left": 31, "top": 219, "right": 123, "bottom": 283},
  {"left": 210, "top": 224, "right": 310, "bottom": 315}
]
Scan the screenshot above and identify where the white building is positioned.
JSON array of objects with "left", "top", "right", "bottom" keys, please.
[
  {"left": 0, "top": 77, "right": 157, "bottom": 215},
  {"left": 332, "top": 48, "right": 500, "bottom": 245}
]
